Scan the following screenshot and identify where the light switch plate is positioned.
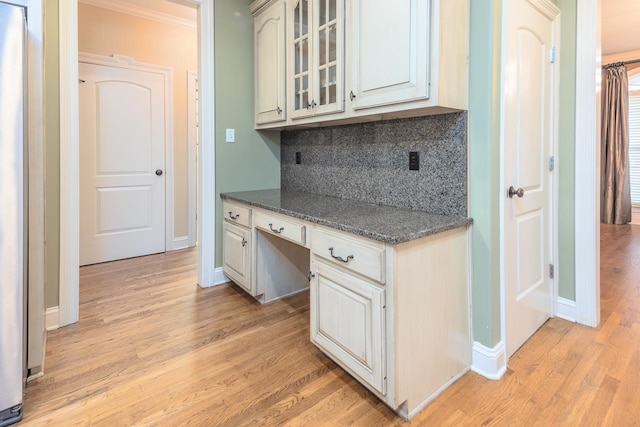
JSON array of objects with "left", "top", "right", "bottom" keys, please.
[{"left": 226, "top": 128, "right": 235, "bottom": 143}]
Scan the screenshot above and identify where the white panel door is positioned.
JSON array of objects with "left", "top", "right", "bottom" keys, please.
[
  {"left": 503, "top": 0, "right": 557, "bottom": 357},
  {"left": 348, "top": 0, "right": 429, "bottom": 110},
  {"left": 79, "top": 62, "right": 166, "bottom": 266},
  {"left": 222, "top": 221, "right": 251, "bottom": 292}
]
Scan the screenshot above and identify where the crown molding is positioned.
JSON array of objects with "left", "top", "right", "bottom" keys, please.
[{"left": 79, "top": 0, "right": 196, "bottom": 31}]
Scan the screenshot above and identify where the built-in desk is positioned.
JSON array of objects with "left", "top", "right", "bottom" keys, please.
[{"left": 220, "top": 189, "right": 472, "bottom": 420}]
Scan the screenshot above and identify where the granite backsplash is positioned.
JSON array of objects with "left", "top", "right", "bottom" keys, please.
[{"left": 281, "top": 113, "right": 467, "bottom": 217}]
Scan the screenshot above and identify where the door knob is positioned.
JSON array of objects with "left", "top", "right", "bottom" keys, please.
[
  {"left": 508, "top": 186, "right": 524, "bottom": 198},
  {"left": 155, "top": 169, "right": 163, "bottom": 176}
]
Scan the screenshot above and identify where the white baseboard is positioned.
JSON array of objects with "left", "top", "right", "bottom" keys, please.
[
  {"left": 199, "top": 267, "right": 231, "bottom": 288},
  {"left": 470, "top": 341, "right": 507, "bottom": 380},
  {"left": 45, "top": 306, "right": 60, "bottom": 331},
  {"left": 173, "top": 236, "right": 190, "bottom": 250},
  {"left": 556, "top": 297, "right": 577, "bottom": 323}
]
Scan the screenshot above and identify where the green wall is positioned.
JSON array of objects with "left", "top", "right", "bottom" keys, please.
[
  {"left": 44, "top": 0, "right": 60, "bottom": 309},
  {"left": 468, "top": 0, "right": 503, "bottom": 347},
  {"left": 557, "top": 0, "right": 577, "bottom": 301},
  {"left": 214, "top": 0, "right": 281, "bottom": 267}
]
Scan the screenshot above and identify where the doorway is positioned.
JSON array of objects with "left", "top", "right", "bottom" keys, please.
[{"left": 58, "top": 0, "right": 216, "bottom": 326}]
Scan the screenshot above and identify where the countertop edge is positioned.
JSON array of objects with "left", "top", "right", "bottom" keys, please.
[{"left": 221, "top": 192, "right": 473, "bottom": 245}]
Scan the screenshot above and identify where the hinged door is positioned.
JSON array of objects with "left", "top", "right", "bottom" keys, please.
[
  {"left": 222, "top": 222, "right": 252, "bottom": 293},
  {"left": 310, "top": 259, "right": 386, "bottom": 394}
]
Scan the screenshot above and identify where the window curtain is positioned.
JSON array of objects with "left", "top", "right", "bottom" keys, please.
[{"left": 601, "top": 64, "right": 632, "bottom": 224}]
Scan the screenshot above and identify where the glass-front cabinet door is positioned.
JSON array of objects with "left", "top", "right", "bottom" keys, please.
[{"left": 289, "top": 0, "right": 343, "bottom": 119}]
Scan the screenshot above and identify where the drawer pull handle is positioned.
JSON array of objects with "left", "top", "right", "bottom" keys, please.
[
  {"left": 329, "top": 247, "right": 354, "bottom": 264},
  {"left": 228, "top": 212, "right": 240, "bottom": 220},
  {"left": 241, "top": 238, "right": 247, "bottom": 247},
  {"left": 268, "top": 223, "right": 284, "bottom": 234}
]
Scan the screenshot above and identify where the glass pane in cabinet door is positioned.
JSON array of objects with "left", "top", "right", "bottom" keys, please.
[
  {"left": 319, "top": 0, "right": 326, "bottom": 26},
  {"left": 302, "top": 90, "right": 308, "bottom": 109},
  {"left": 329, "top": 65, "right": 336, "bottom": 103},
  {"left": 295, "top": 78, "right": 301, "bottom": 110},
  {"left": 302, "top": 0, "right": 308, "bottom": 36},
  {"left": 302, "top": 39, "right": 308, "bottom": 72},
  {"left": 295, "top": 42, "right": 300, "bottom": 74},
  {"left": 319, "top": 68, "right": 327, "bottom": 105},
  {"left": 329, "top": 0, "right": 336, "bottom": 21},
  {"left": 319, "top": 28, "right": 327, "bottom": 66},
  {"left": 329, "top": 24, "right": 336, "bottom": 62},
  {"left": 294, "top": 1, "right": 300, "bottom": 39}
]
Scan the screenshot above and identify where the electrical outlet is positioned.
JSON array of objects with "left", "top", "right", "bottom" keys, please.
[
  {"left": 409, "top": 151, "right": 419, "bottom": 171},
  {"left": 226, "top": 128, "right": 235, "bottom": 143},
  {"left": 295, "top": 152, "right": 301, "bottom": 164}
]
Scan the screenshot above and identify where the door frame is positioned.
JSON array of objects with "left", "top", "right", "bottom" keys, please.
[
  {"left": 78, "top": 52, "right": 176, "bottom": 258},
  {"left": 187, "top": 70, "right": 198, "bottom": 248},
  {"left": 574, "top": 0, "right": 600, "bottom": 327},
  {"left": 58, "top": 0, "right": 216, "bottom": 326},
  {"left": 499, "top": 0, "right": 560, "bottom": 356}
]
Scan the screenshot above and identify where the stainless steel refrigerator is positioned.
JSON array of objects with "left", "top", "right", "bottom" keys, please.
[{"left": 0, "top": 2, "right": 27, "bottom": 426}]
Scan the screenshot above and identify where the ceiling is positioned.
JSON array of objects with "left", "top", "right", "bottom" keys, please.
[
  {"left": 602, "top": 0, "right": 640, "bottom": 56},
  {"left": 99, "top": 0, "right": 197, "bottom": 22}
]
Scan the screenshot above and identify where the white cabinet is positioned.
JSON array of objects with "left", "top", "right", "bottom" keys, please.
[
  {"left": 252, "top": 0, "right": 287, "bottom": 125},
  {"left": 310, "top": 259, "right": 386, "bottom": 394},
  {"left": 348, "top": 0, "right": 429, "bottom": 109},
  {"left": 222, "top": 221, "right": 252, "bottom": 292},
  {"left": 347, "top": 0, "right": 468, "bottom": 113},
  {"left": 288, "top": 0, "right": 345, "bottom": 119},
  {"left": 251, "top": 0, "right": 468, "bottom": 129}
]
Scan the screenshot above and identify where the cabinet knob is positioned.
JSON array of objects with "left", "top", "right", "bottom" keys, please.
[
  {"left": 241, "top": 238, "right": 247, "bottom": 247},
  {"left": 350, "top": 90, "right": 356, "bottom": 101},
  {"left": 276, "top": 106, "right": 282, "bottom": 114},
  {"left": 307, "top": 271, "right": 315, "bottom": 282}
]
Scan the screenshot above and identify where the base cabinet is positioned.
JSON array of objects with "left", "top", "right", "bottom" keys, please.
[
  {"left": 222, "top": 221, "right": 252, "bottom": 293},
  {"left": 310, "top": 259, "right": 386, "bottom": 394}
]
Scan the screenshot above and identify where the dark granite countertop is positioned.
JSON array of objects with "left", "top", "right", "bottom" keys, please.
[{"left": 220, "top": 189, "right": 472, "bottom": 245}]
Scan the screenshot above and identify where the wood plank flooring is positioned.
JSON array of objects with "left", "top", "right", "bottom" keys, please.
[{"left": 21, "top": 224, "right": 640, "bottom": 425}]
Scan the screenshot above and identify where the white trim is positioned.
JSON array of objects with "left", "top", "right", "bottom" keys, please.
[
  {"left": 173, "top": 236, "right": 190, "bottom": 250},
  {"left": 526, "top": 0, "right": 560, "bottom": 20},
  {"left": 196, "top": 0, "right": 217, "bottom": 287},
  {"left": 59, "top": 0, "right": 216, "bottom": 327},
  {"left": 556, "top": 297, "right": 577, "bottom": 323},
  {"left": 470, "top": 341, "right": 507, "bottom": 380},
  {"left": 78, "top": 0, "right": 197, "bottom": 31},
  {"left": 78, "top": 52, "right": 176, "bottom": 253},
  {"left": 574, "top": 0, "right": 601, "bottom": 327},
  {"left": 187, "top": 70, "right": 198, "bottom": 248},
  {"left": 59, "top": 0, "right": 80, "bottom": 327},
  {"left": 200, "top": 267, "right": 230, "bottom": 288},
  {"left": 45, "top": 306, "right": 60, "bottom": 331}
]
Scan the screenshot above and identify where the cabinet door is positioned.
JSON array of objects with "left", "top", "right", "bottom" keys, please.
[
  {"left": 348, "top": 0, "right": 430, "bottom": 110},
  {"left": 223, "top": 222, "right": 252, "bottom": 293},
  {"left": 310, "top": 259, "right": 386, "bottom": 394},
  {"left": 255, "top": 1, "right": 286, "bottom": 124},
  {"left": 289, "top": 0, "right": 344, "bottom": 119}
]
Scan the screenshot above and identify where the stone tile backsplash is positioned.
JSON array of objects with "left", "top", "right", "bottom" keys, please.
[{"left": 281, "top": 113, "right": 467, "bottom": 217}]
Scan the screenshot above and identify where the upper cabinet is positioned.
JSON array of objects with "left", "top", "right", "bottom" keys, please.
[
  {"left": 289, "top": 0, "right": 345, "bottom": 119},
  {"left": 348, "top": 0, "right": 429, "bottom": 110},
  {"left": 252, "top": 0, "right": 287, "bottom": 125},
  {"left": 251, "top": 0, "right": 468, "bottom": 129}
]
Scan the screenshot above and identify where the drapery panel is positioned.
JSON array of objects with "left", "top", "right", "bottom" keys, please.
[{"left": 601, "top": 64, "right": 632, "bottom": 224}]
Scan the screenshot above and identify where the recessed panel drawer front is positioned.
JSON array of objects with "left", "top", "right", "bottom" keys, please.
[
  {"left": 312, "top": 229, "right": 385, "bottom": 284},
  {"left": 253, "top": 210, "right": 307, "bottom": 246},
  {"left": 223, "top": 201, "right": 251, "bottom": 228}
]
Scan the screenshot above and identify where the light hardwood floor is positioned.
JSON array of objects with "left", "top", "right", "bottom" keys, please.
[{"left": 22, "top": 224, "right": 640, "bottom": 425}]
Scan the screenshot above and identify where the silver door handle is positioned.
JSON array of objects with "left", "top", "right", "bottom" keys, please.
[
  {"left": 508, "top": 186, "right": 524, "bottom": 198},
  {"left": 156, "top": 169, "right": 163, "bottom": 176}
]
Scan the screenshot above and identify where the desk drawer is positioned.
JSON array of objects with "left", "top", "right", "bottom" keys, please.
[
  {"left": 312, "top": 229, "right": 385, "bottom": 284},
  {"left": 254, "top": 210, "right": 307, "bottom": 246},
  {"left": 223, "top": 201, "right": 251, "bottom": 228}
]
